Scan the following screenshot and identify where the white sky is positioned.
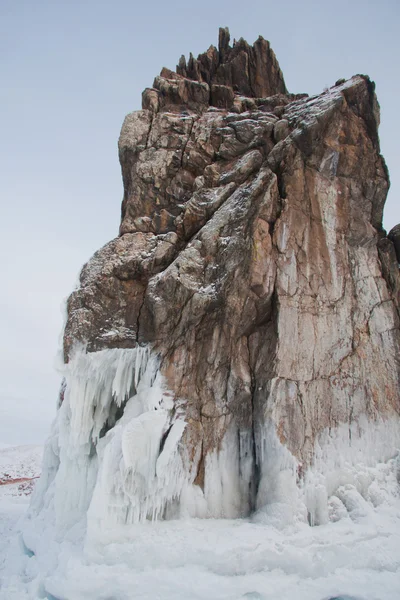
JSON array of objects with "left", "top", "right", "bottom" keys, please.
[{"left": 0, "top": 0, "right": 398, "bottom": 444}]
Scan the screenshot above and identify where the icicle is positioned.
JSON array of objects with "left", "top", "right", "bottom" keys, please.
[
  {"left": 28, "top": 344, "right": 190, "bottom": 535},
  {"left": 87, "top": 364, "right": 188, "bottom": 535}
]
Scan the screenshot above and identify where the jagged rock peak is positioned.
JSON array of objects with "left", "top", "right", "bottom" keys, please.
[
  {"left": 177, "top": 27, "right": 287, "bottom": 97},
  {"left": 142, "top": 28, "right": 288, "bottom": 113}
]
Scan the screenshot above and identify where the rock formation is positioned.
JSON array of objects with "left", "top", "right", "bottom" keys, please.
[{"left": 33, "top": 29, "right": 400, "bottom": 534}]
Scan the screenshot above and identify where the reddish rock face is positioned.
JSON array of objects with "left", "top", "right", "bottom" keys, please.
[{"left": 63, "top": 29, "right": 400, "bottom": 514}]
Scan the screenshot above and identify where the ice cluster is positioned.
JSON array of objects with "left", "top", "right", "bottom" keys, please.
[{"left": 29, "top": 346, "right": 188, "bottom": 541}]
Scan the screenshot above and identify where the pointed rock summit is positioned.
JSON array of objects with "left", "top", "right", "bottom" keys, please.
[
  {"left": 176, "top": 27, "right": 287, "bottom": 99},
  {"left": 142, "top": 27, "right": 289, "bottom": 115},
  {"left": 37, "top": 30, "right": 400, "bottom": 533}
]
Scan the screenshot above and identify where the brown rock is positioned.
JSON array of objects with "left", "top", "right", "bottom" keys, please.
[{"left": 210, "top": 84, "right": 235, "bottom": 109}]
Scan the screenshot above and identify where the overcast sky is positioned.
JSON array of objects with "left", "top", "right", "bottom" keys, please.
[{"left": 1, "top": 0, "right": 398, "bottom": 445}]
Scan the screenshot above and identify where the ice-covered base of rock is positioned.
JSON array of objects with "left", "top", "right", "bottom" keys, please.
[{"left": 24, "top": 347, "right": 400, "bottom": 540}]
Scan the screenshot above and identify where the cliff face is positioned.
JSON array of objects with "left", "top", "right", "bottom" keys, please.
[{"left": 43, "top": 30, "right": 400, "bottom": 528}]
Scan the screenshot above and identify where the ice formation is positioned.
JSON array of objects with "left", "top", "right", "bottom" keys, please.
[{"left": 28, "top": 345, "right": 189, "bottom": 542}]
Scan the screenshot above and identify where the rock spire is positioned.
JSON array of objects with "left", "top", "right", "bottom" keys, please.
[{"left": 43, "top": 30, "right": 400, "bottom": 526}]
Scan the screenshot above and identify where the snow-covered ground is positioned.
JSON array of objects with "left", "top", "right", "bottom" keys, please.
[
  {"left": 0, "top": 445, "right": 43, "bottom": 583},
  {"left": 0, "top": 444, "right": 399, "bottom": 600},
  {"left": 0, "top": 445, "right": 43, "bottom": 483}
]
